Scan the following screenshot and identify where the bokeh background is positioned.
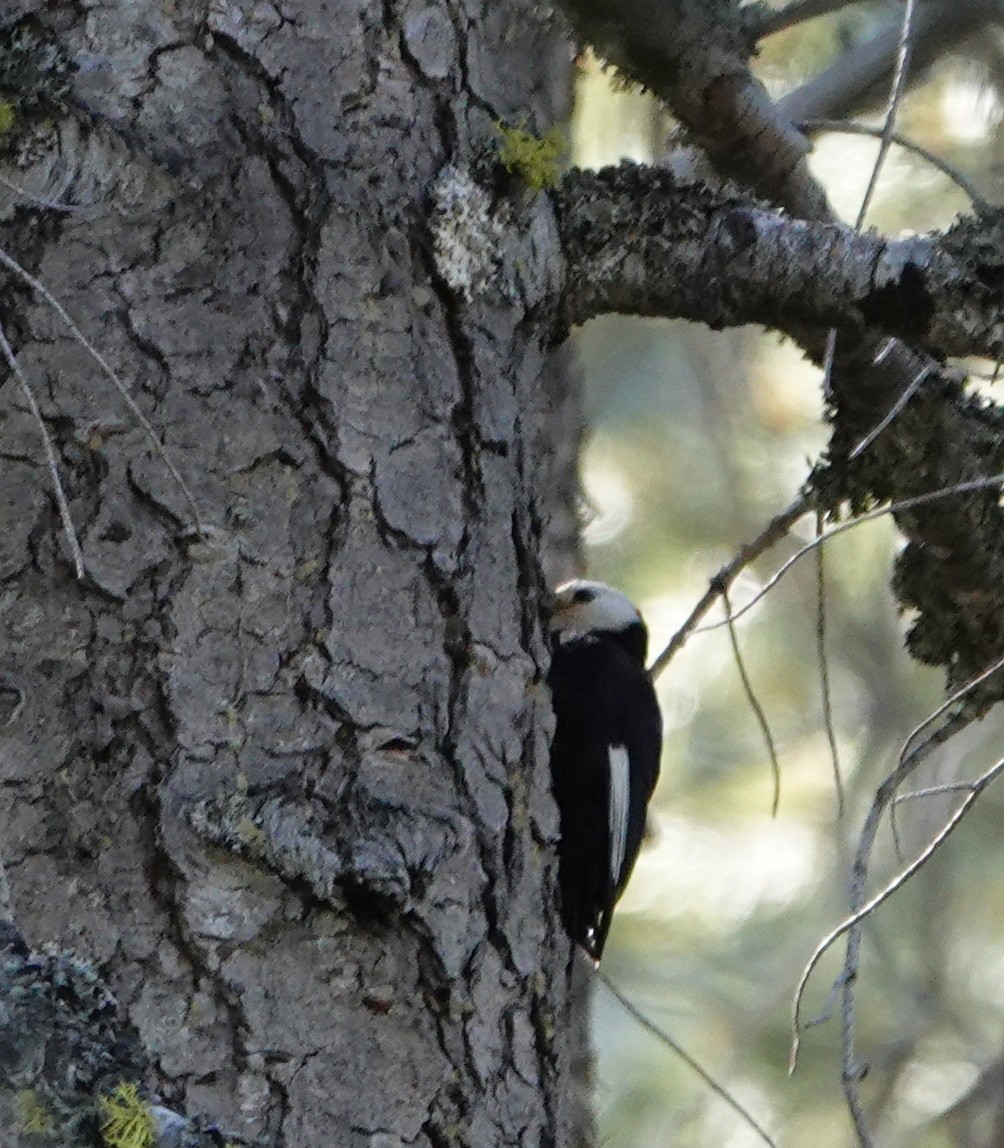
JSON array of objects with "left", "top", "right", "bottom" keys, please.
[{"left": 568, "top": 6, "right": 1004, "bottom": 1146}]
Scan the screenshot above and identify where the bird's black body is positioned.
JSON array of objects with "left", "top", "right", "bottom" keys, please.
[{"left": 548, "top": 585, "right": 662, "bottom": 960}]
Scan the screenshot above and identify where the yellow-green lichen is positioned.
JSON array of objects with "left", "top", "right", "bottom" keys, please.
[
  {"left": 17, "top": 1089, "right": 53, "bottom": 1134},
  {"left": 496, "top": 123, "right": 563, "bottom": 191},
  {"left": 0, "top": 102, "right": 15, "bottom": 135},
  {"left": 98, "top": 1082, "right": 155, "bottom": 1148}
]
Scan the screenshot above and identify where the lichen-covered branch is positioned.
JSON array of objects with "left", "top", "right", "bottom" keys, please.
[
  {"left": 556, "top": 166, "right": 1004, "bottom": 362},
  {"left": 557, "top": 0, "right": 1004, "bottom": 702},
  {"left": 557, "top": 0, "right": 828, "bottom": 217}
]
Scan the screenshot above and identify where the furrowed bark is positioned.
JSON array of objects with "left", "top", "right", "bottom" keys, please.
[{"left": 0, "top": 3, "right": 589, "bottom": 1145}]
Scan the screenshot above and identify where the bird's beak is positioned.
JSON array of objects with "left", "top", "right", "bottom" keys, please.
[{"left": 545, "top": 585, "right": 575, "bottom": 629}]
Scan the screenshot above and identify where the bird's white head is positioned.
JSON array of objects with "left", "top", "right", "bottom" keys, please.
[{"left": 549, "top": 579, "right": 644, "bottom": 645}]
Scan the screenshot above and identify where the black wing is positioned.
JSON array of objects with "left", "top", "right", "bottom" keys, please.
[
  {"left": 549, "top": 637, "right": 662, "bottom": 960},
  {"left": 592, "top": 650, "right": 661, "bottom": 957}
]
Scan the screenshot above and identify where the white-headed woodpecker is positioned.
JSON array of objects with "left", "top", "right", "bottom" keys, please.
[{"left": 548, "top": 580, "right": 663, "bottom": 960}]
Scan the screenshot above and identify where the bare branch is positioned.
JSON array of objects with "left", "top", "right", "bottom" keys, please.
[
  {"left": 853, "top": 0, "right": 917, "bottom": 230},
  {"left": 749, "top": 0, "right": 871, "bottom": 40},
  {"left": 789, "top": 709, "right": 972, "bottom": 1073},
  {"left": 597, "top": 970, "right": 779, "bottom": 1148},
  {"left": 894, "top": 781, "right": 978, "bottom": 805},
  {"left": 693, "top": 472, "right": 1004, "bottom": 636},
  {"left": 778, "top": 1, "right": 990, "bottom": 124},
  {"left": 815, "top": 514, "right": 844, "bottom": 817},
  {"left": 649, "top": 491, "right": 811, "bottom": 679},
  {"left": 846, "top": 362, "right": 932, "bottom": 461},
  {"left": 840, "top": 737, "right": 1003, "bottom": 1148}
]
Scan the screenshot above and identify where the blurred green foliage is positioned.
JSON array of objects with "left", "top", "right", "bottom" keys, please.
[{"left": 571, "top": 6, "right": 1004, "bottom": 1146}]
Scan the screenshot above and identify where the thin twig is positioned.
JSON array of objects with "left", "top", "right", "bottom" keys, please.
[
  {"left": 805, "top": 643, "right": 1004, "bottom": 1102},
  {"left": 723, "top": 587, "right": 782, "bottom": 816},
  {"left": 901, "top": 649, "right": 1004, "bottom": 763},
  {"left": 792, "top": 750, "right": 1004, "bottom": 1065},
  {"left": 890, "top": 648, "right": 1004, "bottom": 858},
  {"left": 694, "top": 471, "right": 1004, "bottom": 636},
  {"left": 847, "top": 363, "right": 932, "bottom": 461},
  {"left": 778, "top": 0, "right": 973, "bottom": 125},
  {"left": 0, "top": 172, "right": 80, "bottom": 214},
  {"left": 821, "top": 327, "right": 839, "bottom": 402},
  {"left": 649, "top": 492, "right": 812, "bottom": 679},
  {"left": 893, "top": 782, "right": 977, "bottom": 805},
  {"left": 0, "top": 243, "right": 204, "bottom": 533},
  {"left": 815, "top": 0, "right": 921, "bottom": 563},
  {"left": 0, "top": 307, "right": 84, "bottom": 577},
  {"left": 841, "top": 18, "right": 984, "bottom": 1100},
  {"left": 854, "top": 0, "right": 917, "bottom": 231},
  {"left": 790, "top": 707, "right": 970, "bottom": 1070},
  {"left": 798, "top": 119, "right": 983, "bottom": 204},
  {"left": 597, "top": 970, "right": 779, "bottom": 1148},
  {"left": 815, "top": 512, "right": 844, "bottom": 817}
]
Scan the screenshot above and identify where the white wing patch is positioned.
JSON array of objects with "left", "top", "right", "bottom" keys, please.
[{"left": 608, "top": 745, "right": 630, "bottom": 886}]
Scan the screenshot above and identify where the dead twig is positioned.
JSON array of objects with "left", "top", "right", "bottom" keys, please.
[
  {"left": 798, "top": 120, "right": 983, "bottom": 204},
  {"left": 0, "top": 243, "right": 204, "bottom": 533},
  {"left": 597, "top": 970, "right": 779, "bottom": 1148},
  {"left": 693, "top": 472, "right": 1004, "bottom": 636},
  {"left": 649, "top": 492, "right": 812, "bottom": 679},
  {"left": 791, "top": 749, "right": 1004, "bottom": 1067},
  {"left": 815, "top": 512, "right": 844, "bottom": 817},
  {"left": 0, "top": 306, "right": 84, "bottom": 577},
  {"left": 723, "top": 586, "right": 782, "bottom": 816}
]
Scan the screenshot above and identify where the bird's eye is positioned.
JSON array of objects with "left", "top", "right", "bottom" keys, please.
[{"left": 572, "top": 587, "right": 595, "bottom": 604}]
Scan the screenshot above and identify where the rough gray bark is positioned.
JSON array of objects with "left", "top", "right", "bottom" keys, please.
[
  {"left": 0, "top": 3, "right": 587, "bottom": 1146},
  {"left": 4, "top": 0, "right": 1004, "bottom": 1144}
]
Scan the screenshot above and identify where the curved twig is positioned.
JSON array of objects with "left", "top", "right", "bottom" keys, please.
[
  {"left": 798, "top": 119, "right": 983, "bottom": 204},
  {"left": 649, "top": 492, "right": 812, "bottom": 679},
  {"left": 724, "top": 587, "right": 782, "bottom": 816},
  {"left": 693, "top": 472, "right": 1004, "bottom": 637},
  {"left": 0, "top": 244, "right": 204, "bottom": 533},
  {"left": 791, "top": 750, "right": 1004, "bottom": 1068},
  {"left": 0, "top": 307, "right": 84, "bottom": 577},
  {"left": 815, "top": 512, "right": 844, "bottom": 817},
  {"left": 598, "top": 970, "right": 779, "bottom": 1148}
]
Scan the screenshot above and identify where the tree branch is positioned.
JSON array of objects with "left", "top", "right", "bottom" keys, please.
[
  {"left": 778, "top": 0, "right": 993, "bottom": 124},
  {"left": 556, "top": 166, "right": 1004, "bottom": 361},
  {"left": 746, "top": 0, "right": 870, "bottom": 41},
  {"left": 558, "top": 0, "right": 1004, "bottom": 697}
]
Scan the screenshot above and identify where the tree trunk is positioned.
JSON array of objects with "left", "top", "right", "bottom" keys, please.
[{"left": 0, "top": 2, "right": 584, "bottom": 1144}]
